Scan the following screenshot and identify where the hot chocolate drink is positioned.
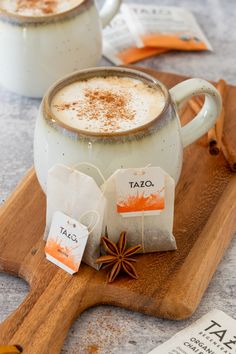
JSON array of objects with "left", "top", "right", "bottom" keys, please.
[
  {"left": 51, "top": 76, "right": 166, "bottom": 134},
  {"left": 0, "top": 0, "right": 82, "bottom": 16}
]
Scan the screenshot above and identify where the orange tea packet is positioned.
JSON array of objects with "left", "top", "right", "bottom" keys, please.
[
  {"left": 122, "top": 4, "right": 213, "bottom": 51},
  {"left": 102, "top": 12, "right": 168, "bottom": 65}
]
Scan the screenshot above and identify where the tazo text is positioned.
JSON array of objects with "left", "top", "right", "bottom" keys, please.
[
  {"left": 129, "top": 180, "right": 154, "bottom": 188},
  {"left": 60, "top": 227, "right": 78, "bottom": 243}
]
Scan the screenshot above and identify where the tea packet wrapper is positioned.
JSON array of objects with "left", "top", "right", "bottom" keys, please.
[
  {"left": 45, "top": 164, "right": 106, "bottom": 270},
  {"left": 148, "top": 309, "right": 236, "bottom": 354},
  {"left": 101, "top": 167, "right": 177, "bottom": 253},
  {"left": 102, "top": 11, "right": 168, "bottom": 65},
  {"left": 122, "top": 4, "right": 213, "bottom": 51}
]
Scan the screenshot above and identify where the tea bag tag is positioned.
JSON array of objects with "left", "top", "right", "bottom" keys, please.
[
  {"left": 115, "top": 167, "right": 165, "bottom": 217},
  {"left": 45, "top": 211, "right": 88, "bottom": 274}
]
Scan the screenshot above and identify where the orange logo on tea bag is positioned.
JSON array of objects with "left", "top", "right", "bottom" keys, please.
[
  {"left": 115, "top": 167, "right": 165, "bottom": 217},
  {"left": 117, "top": 191, "right": 165, "bottom": 213}
]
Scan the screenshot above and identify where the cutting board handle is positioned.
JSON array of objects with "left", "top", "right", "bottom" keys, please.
[{"left": 0, "top": 266, "right": 103, "bottom": 354}]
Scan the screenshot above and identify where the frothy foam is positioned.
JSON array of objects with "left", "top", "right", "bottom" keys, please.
[
  {"left": 51, "top": 76, "right": 166, "bottom": 134},
  {"left": 0, "top": 0, "right": 83, "bottom": 16}
]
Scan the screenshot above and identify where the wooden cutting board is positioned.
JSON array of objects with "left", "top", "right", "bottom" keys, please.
[{"left": 0, "top": 69, "right": 236, "bottom": 354}]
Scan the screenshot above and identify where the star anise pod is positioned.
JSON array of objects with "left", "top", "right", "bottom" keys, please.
[{"left": 96, "top": 231, "right": 142, "bottom": 283}]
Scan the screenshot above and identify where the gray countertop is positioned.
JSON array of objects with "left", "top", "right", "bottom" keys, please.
[{"left": 0, "top": 0, "right": 235, "bottom": 353}]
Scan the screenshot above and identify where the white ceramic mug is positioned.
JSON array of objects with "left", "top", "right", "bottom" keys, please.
[
  {"left": 34, "top": 67, "right": 221, "bottom": 192},
  {"left": 0, "top": 0, "right": 121, "bottom": 97}
]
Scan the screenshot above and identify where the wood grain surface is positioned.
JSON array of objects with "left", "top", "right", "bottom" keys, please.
[{"left": 0, "top": 70, "right": 235, "bottom": 354}]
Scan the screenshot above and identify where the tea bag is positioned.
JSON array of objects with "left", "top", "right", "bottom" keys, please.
[
  {"left": 45, "top": 164, "right": 106, "bottom": 270},
  {"left": 101, "top": 167, "right": 177, "bottom": 253}
]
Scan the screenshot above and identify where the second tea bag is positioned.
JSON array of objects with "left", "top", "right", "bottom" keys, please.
[
  {"left": 45, "top": 164, "right": 106, "bottom": 270},
  {"left": 101, "top": 167, "right": 177, "bottom": 253},
  {"left": 102, "top": 11, "right": 167, "bottom": 65}
]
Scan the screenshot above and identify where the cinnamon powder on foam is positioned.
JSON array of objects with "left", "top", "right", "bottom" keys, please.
[
  {"left": 54, "top": 88, "right": 135, "bottom": 133},
  {"left": 16, "top": 0, "right": 58, "bottom": 14}
]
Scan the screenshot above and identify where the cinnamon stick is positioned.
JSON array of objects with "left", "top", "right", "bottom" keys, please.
[
  {"left": 207, "top": 127, "right": 219, "bottom": 154},
  {"left": 222, "top": 136, "right": 236, "bottom": 172},
  {"left": 188, "top": 97, "right": 201, "bottom": 114},
  {"left": 188, "top": 80, "right": 235, "bottom": 171},
  {"left": 215, "top": 79, "right": 227, "bottom": 149},
  {"left": 207, "top": 79, "right": 227, "bottom": 154},
  {"left": 179, "top": 103, "right": 191, "bottom": 126},
  {"left": 216, "top": 89, "right": 236, "bottom": 172}
]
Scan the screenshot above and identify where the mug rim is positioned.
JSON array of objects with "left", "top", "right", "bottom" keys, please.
[
  {"left": 0, "top": 0, "right": 91, "bottom": 25},
  {"left": 43, "top": 66, "right": 171, "bottom": 139}
]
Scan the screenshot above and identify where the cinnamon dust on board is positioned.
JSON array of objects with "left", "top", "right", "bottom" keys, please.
[
  {"left": 16, "top": 0, "right": 58, "bottom": 14},
  {"left": 86, "top": 344, "right": 99, "bottom": 353},
  {"left": 73, "top": 308, "right": 123, "bottom": 353},
  {"left": 53, "top": 88, "right": 135, "bottom": 133}
]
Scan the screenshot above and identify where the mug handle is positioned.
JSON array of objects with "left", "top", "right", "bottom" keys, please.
[
  {"left": 170, "top": 78, "right": 222, "bottom": 148},
  {"left": 99, "top": 0, "right": 122, "bottom": 28}
]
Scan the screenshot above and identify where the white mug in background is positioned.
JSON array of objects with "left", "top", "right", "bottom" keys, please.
[
  {"left": 0, "top": 0, "right": 121, "bottom": 97},
  {"left": 34, "top": 67, "right": 221, "bottom": 192}
]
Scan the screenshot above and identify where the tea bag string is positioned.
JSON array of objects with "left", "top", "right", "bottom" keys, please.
[
  {"left": 72, "top": 161, "right": 108, "bottom": 198},
  {"left": 67, "top": 210, "right": 101, "bottom": 251},
  {"left": 66, "top": 210, "right": 100, "bottom": 236},
  {"left": 73, "top": 162, "right": 106, "bottom": 184},
  {"left": 79, "top": 209, "right": 100, "bottom": 235},
  {"left": 139, "top": 163, "right": 151, "bottom": 253},
  {"left": 141, "top": 212, "right": 145, "bottom": 253}
]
